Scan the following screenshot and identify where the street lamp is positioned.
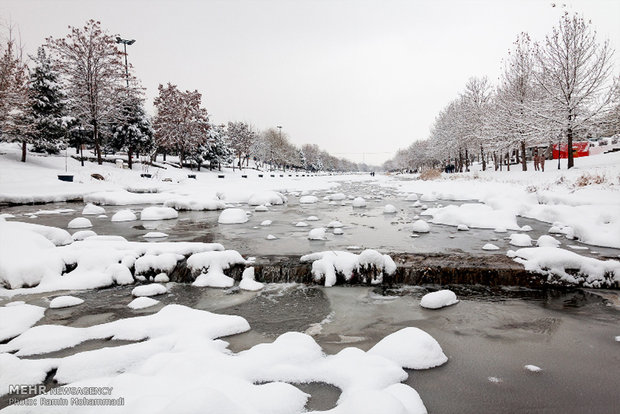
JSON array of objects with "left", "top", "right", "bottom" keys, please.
[{"left": 116, "top": 37, "right": 135, "bottom": 88}]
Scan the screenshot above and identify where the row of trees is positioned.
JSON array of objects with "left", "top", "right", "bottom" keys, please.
[
  {"left": 385, "top": 13, "right": 619, "bottom": 172},
  {"left": 0, "top": 20, "right": 366, "bottom": 172}
]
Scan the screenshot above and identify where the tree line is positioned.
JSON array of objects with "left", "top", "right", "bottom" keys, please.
[
  {"left": 0, "top": 20, "right": 370, "bottom": 173},
  {"left": 384, "top": 12, "right": 619, "bottom": 173}
]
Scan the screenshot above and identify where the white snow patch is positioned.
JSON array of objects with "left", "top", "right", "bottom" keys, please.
[
  {"left": 128, "top": 296, "right": 160, "bottom": 310},
  {"left": 352, "top": 197, "right": 367, "bottom": 208},
  {"left": 254, "top": 205, "right": 269, "bottom": 212},
  {"left": 218, "top": 208, "right": 249, "bottom": 224},
  {"left": 131, "top": 283, "right": 168, "bottom": 297},
  {"left": 308, "top": 228, "right": 327, "bottom": 241},
  {"left": 509, "top": 234, "right": 533, "bottom": 247},
  {"left": 49, "top": 296, "right": 84, "bottom": 309},
  {"left": 410, "top": 220, "right": 430, "bottom": 233},
  {"left": 140, "top": 206, "right": 178, "bottom": 221},
  {"left": 420, "top": 290, "right": 459, "bottom": 309},
  {"left": 457, "top": 224, "right": 469, "bottom": 231},
  {"left": 524, "top": 364, "right": 542, "bottom": 372},
  {"left": 306, "top": 216, "right": 319, "bottom": 221},
  {"left": 187, "top": 250, "right": 247, "bottom": 288},
  {"left": 537, "top": 235, "right": 561, "bottom": 248},
  {"left": 261, "top": 220, "right": 272, "bottom": 226},
  {"left": 327, "top": 220, "right": 344, "bottom": 228},
  {"left": 248, "top": 191, "right": 287, "bottom": 206},
  {"left": 71, "top": 230, "right": 97, "bottom": 241},
  {"left": 143, "top": 232, "right": 169, "bottom": 239},
  {"left": 368, "top": 327, "right": 448, "bottom": 369},
  {"left": 67, "top": 217, "right": 92, "bottom": 229},
  {"left": 384, "top": 204, "right": 397, "bottom": 214},
  {"left": 482, "top": 243, "right": 500, "bottom": 251},
  {"left": 295, "top": 221, "right": 309, "bottom": 227},
  {"left": 0, "top": 303, "right": 45, "bottom": 341},
  {"left": 239, "top": 267, "right": 264, "bottom": 291},
  {"left": 82, "top": 203, "right": 105, "bottom": 215},
  {"left": 299, "top": 195, "right": 319, "bottom": 204},
  {"left": 111, "top": 209, "right": 137, "bottom": 222}
]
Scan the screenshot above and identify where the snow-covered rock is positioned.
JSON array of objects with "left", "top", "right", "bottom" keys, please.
[
  {"left": 368, "top": 327, "right": 448, "bottom": 369},
  {"left": 140, "top": 206, "right": 178, "bottom": 221},
  {"left": 111, "top": 209, "right": 137, "bottom": 222},
  {"left": 239, "top": 267, "right": 264, "bottom": 291},
  {"left": 248, "top": 191, "right": 287, "bottom": 206},
  {"left": 49, "top": 296, "right": 84, "bottom": 309},
  {"left": 295, "top": 221, "right": 309, "bottom": 227},
  {"left": 143, "top": 232, "right": 169, "bottom": 239},
  {"left": 82, "top": 203, "right": 105, "bottom": 215},
  {"left": 352, "top": 197, "right": 367, "bottom": 208},
  {"left": 509, "top": 234, "right": 532, "bottom": 247},
  {"left": 72, "top": 230, "right": 97, "bottom": 241},
  {"left": 457, "top": 224, "right": 469, "bottom": 231},
  {"left": 537, "top": 235, "right": 561, "bottom": 248},
  {"left": 187, "top": 250, "right": 247, "bottom": 288},
  {"left": 420, "top": 290, "right": 459, "bottom": 309},
  {"left": 254, "top": 205, "right": 269, "bottom": 212},
  {"left": 299, "top": 195, "right": 319, "bottom": 204},
  {"left": 327, "top": 220, "right": 343, "bottom": 228},
  {"left": 218, "top": 208, "right": 249, "bottom": 224},
  {"left": 384, "top": 204, "right": 397, "bottom": 214},
  {"left": 524, "top": 364, "right": 542, "bottom": 372},
  {"left": 164, "top": 197, "right": 226, "bottom": 211},
  {"left": 0, "top": 303, "right": 45, "bottom": 341},
  {"left": 154, "top": 273, "right": 169, "bottom": 283},
  {"left": 128, "top": 297, "right": 160, "bottom": 310},
  {"left": 260, "top": 220, "right": 272, "bottom": 226},
  {"left": 131, "top": 283, "right": 168, "bottom": 297},
  {"left": 482, "top": 243, "right": 500, "bottom": 251},
  {"left": 327, "top": 193, "right": 346, "bottom": 201},
  {"left": 306, "top": 216, "right": 319, "bottom": 221},
  {"left": 410, "top": 220, "right": 430, "bottom": 233},
  {"left": 308, "top": 228, "right": 327, "bottom": 240},
  {"left": 405, "top": 193, "right": 419, "bottom": 201},
  {"left": 333, "top": 228, "right": 344, "bottom": 235},
  {"left": 266, "top": 234, "right": 277, "bottom": 240},
  {"left": 67, "top": 217, "right": 92, "bottom": 229}
]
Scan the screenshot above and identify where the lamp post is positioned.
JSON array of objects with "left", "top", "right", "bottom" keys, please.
[{"left": 115, "top": 37, "right": 135, "bottom": 88}]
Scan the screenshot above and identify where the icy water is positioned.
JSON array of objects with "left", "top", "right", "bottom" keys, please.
[
  {"left": 2, "top": 181, "right": 619, "bottom": 259},
  {"left": 2, "top": 284, "right": 619, "bottom": 413}
]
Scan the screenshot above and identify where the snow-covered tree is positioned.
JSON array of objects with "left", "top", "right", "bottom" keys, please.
[
  {"left": 201, "top": 123, "right": 232, "bottom": 170},
  {"left": 47, "top": 20, "right": 126, "bottom": 165},
  {"left": 109, "top": 92, "right": 153, "bottom": 169},
  {"left": 153, "top": 83, "right": 210, "bottom": 167},
  {"left": 0, "top": 31, "right": 33, "bottom": 162},
  {"left": 227, "top": 121, "right": 256, "bottom": 169},
  {"left": 28, "top": 46, "right": 73, "bottom": 155},
  {"left": 534, "top": 12, "right": 615, "bottom": 169}
]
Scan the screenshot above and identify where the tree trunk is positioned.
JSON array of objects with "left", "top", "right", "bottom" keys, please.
[
  {"left": 480, "top": 144, "right": 486, "bottom": 171},
  {"left": 465, "top": 149, "right": 469, "bottom": 172},
  {"left": 21, "top": 141, "right": 27, "bottom": 162},
  {"left": 163, "top": 152, "right": 167, "bottom": 161},
  {"left": 506, "top": 151, "right": 510, "bottom": 171},
  {"left": 127, "top": 148, "right": 133, "bottom": 170},
  {"left": 458, "top": 150, "right": 464, "bottom": 173},
  {"left": 94, "top": 121, "right": 102, "bottom": 165},
  {"left": 567, "top": 117, "right": 574, "bottom": 169},
  {"left": 80, "top": 143, "right": 85, "bottom": 167},
  {"left": 521, "top": 141, "right": 527, "bottom": 171}
]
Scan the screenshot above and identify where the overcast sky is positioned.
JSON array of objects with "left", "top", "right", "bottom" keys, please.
[{"left": 2, "top": 0, "right": 619, "bottom": 165}]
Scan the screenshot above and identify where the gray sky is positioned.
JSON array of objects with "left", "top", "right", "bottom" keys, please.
[{"left": 2, "top": 0, "right": 619, "bottom": 165}]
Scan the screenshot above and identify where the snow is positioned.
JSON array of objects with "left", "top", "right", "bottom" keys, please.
[
  {"left": 306, "top": 216, "right": 319, "bottom": 221},
  {"left": 509, "top": 234, "right": 533, "bottom": 247},
  {"left": 164, "top": 196, "right": 226, "bottom": 211},
  {"left": 128, "top": 297, "right": 160, "bottom": 310},
  {"left": 368, "top": 327, "right": 448, "bottom": 369},
  {"left": 327, "top": 220, "right": 344, "bottom": 228},
  {"left": 352, "top": 197, "right": 367, "bottom": 208},
  {"left": 327, "top": 193, "right": 347, "bottom": 201},
  {"left": 267, "top": 234, "right": 277, "bottom": 240},
  {"left": 509, "top": 246, "right": 620, "bottom": 287},
  {"left": 524, "top": 364, "right": 542, "bottom": 372},
  {"left": 154, "top": 273, "right": 169, "bottom": 283},
  {"left": 255, "top": 205, "right": 269, "bottom": 212},
  {"left": 482, "top": 243, "right": 500, "bottom": 251},
  {"left": 143, "top": 231, "right": 169, "bottom": 238},
  {"left": 134, "top": 253, "right": 183, "bottom": 275},
  {"left": 131, "top": 283, "right": 168, "bottom": 297},
  {"left": 308, "top": 227, "right": 327, "bottom": 241},
  {"left": 410, "top": 220, "right": 430, "bottom": 233},
  {"left": 301, "top": 249, "right": 396, "bottom": 287},
  {"left": 295, "top": 221, "right": 309, "bottom": 227},
  {"left": 537, "top": 235, "right": 561, "bottom": 248},
  {"left": 140, "top": 206, "right": 179, "bottom": 221},
  {"left": 248, "top": 191, "right": 287, "bottom": 206},
  {"left": 334, "top": 228, "right": 344, "bottom": 235},
  {"left": 420, "top": 290, "right": 459, "bottom": 309},
  {"left": 67, "top": 217, "right": 92, "bottom": 229},
  {"left": 239, "top": 267, "right": 264, "bottom": 291},
  {"left": 49, "top": 295, "right": 84, "bottom": 309},
  {"left": 299, "top": 195, "right": 319, "bottom": 204},
  {"left": 187, "top": 250, "right": 247, "bottom": 288},
  {"left": 457, "top": 224, "right": 469, "bottom": 231},
  {"left": 218, "top": 208, "right": 249, "bottom": 224},
  {"left": 0, "top": 303, "right": 45, "bottom": 342},
  {"left": 111, "top": 209, "right": 137, "bottom": 222},
  {"left": 405, "top": 193, "right": 419, "bottom": 201},
  {"left": 71, "top": 230, "right": 97, "bottom": 241},
  {"left": 82, "top": 203, "right": 105, "bottom": 215},
  {"left": 1, "top": 220, "right": 72, "bottom": 246},
  {"left": 423, "top": 203, "right": 520, "bottom": 230},
  {"left": 384, "top": 204, "right": 397, "bottom": 214},
  {"left": 261, "top": 220, "right": 272, "bottom": 226}
]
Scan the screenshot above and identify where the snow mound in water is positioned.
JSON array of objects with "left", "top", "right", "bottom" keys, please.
[
  {"left": 239, "top": 267, "right": 263, "bottom": 291},
  {"left": 384, "top": 204, "right": 397, "bottom": 214},
  {"left": 352, "top": 197, "right": 367, "bottom": 208},
  {"left": 420, "top": 290, "right": 459, "bottom": 309},
  {"left": 537, "top": 235, "right": 560, "bottom": 248},
  {"left": 131, "top": 283, "right": 168, "bottom": 297},
  {"left": 111, "top": 209, "right": 137, "bottom": 222},
  {"left": 143, "top": 232, "right": 168, "bottom": 239},
  {"left": 187, "top": 250, "right": 247, "bottom": 288},
  {"left": 308, "top": 227, "right": 327, "bottom": 240},
  {"left": 49, "top": 296, "right": 84, "bottom": 309},
  {"left": 410, "top": 220, "right": 430, "bottom": 233},
  {"left": 128, "top": 297, "right": 159, "bottom": 310},
  {"left": 67, "top": 217, "right": 92, "bottom": 229},
  {"left": 72, "top": 230, "right": 97, "bottom": 241},
  {"left": 299, "top": 195, "right": 319, "bottom": 204},
  {"left": 509, "top": 234, "right": 532, "bottom": 247},
  {"left": 82, "top": 203, "right": 105, "bottom": 215},
  {"left": 482, "top": 243, "right": 500, "bottom": 251},
  {"left": 140, "top": 206, "right": 178, "bottom": 221},
  {"left": 218, "top": 208, "right": 249, "bottom": 224},
  {"left": 368, "top": 327, "right": 448, "bottom": 369},
  {"left": 248, "top": 191, "right": 287, "bottom": 206},
  {"left": 0, "top": 303, "right": 45, "bottom": 342}
]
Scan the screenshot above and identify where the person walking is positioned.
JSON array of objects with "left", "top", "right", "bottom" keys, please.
[
  {"left": 540, "top": 151, "right": 546, "bottom": 172},
  {"left": 533, "top": 149, "right": 540, "bottom": 171}
]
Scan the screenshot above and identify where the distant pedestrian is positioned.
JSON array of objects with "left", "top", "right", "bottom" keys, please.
[
  {"left": 540, "top": 153, "right": 545, "bottom": 172},
  {"left": 533, "top": 149, "right": 540, "bottom": 171}
]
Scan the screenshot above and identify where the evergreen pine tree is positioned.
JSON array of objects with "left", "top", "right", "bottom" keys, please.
[{"left": 109, "top": 94, "right": 153, "bottom": 169}]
